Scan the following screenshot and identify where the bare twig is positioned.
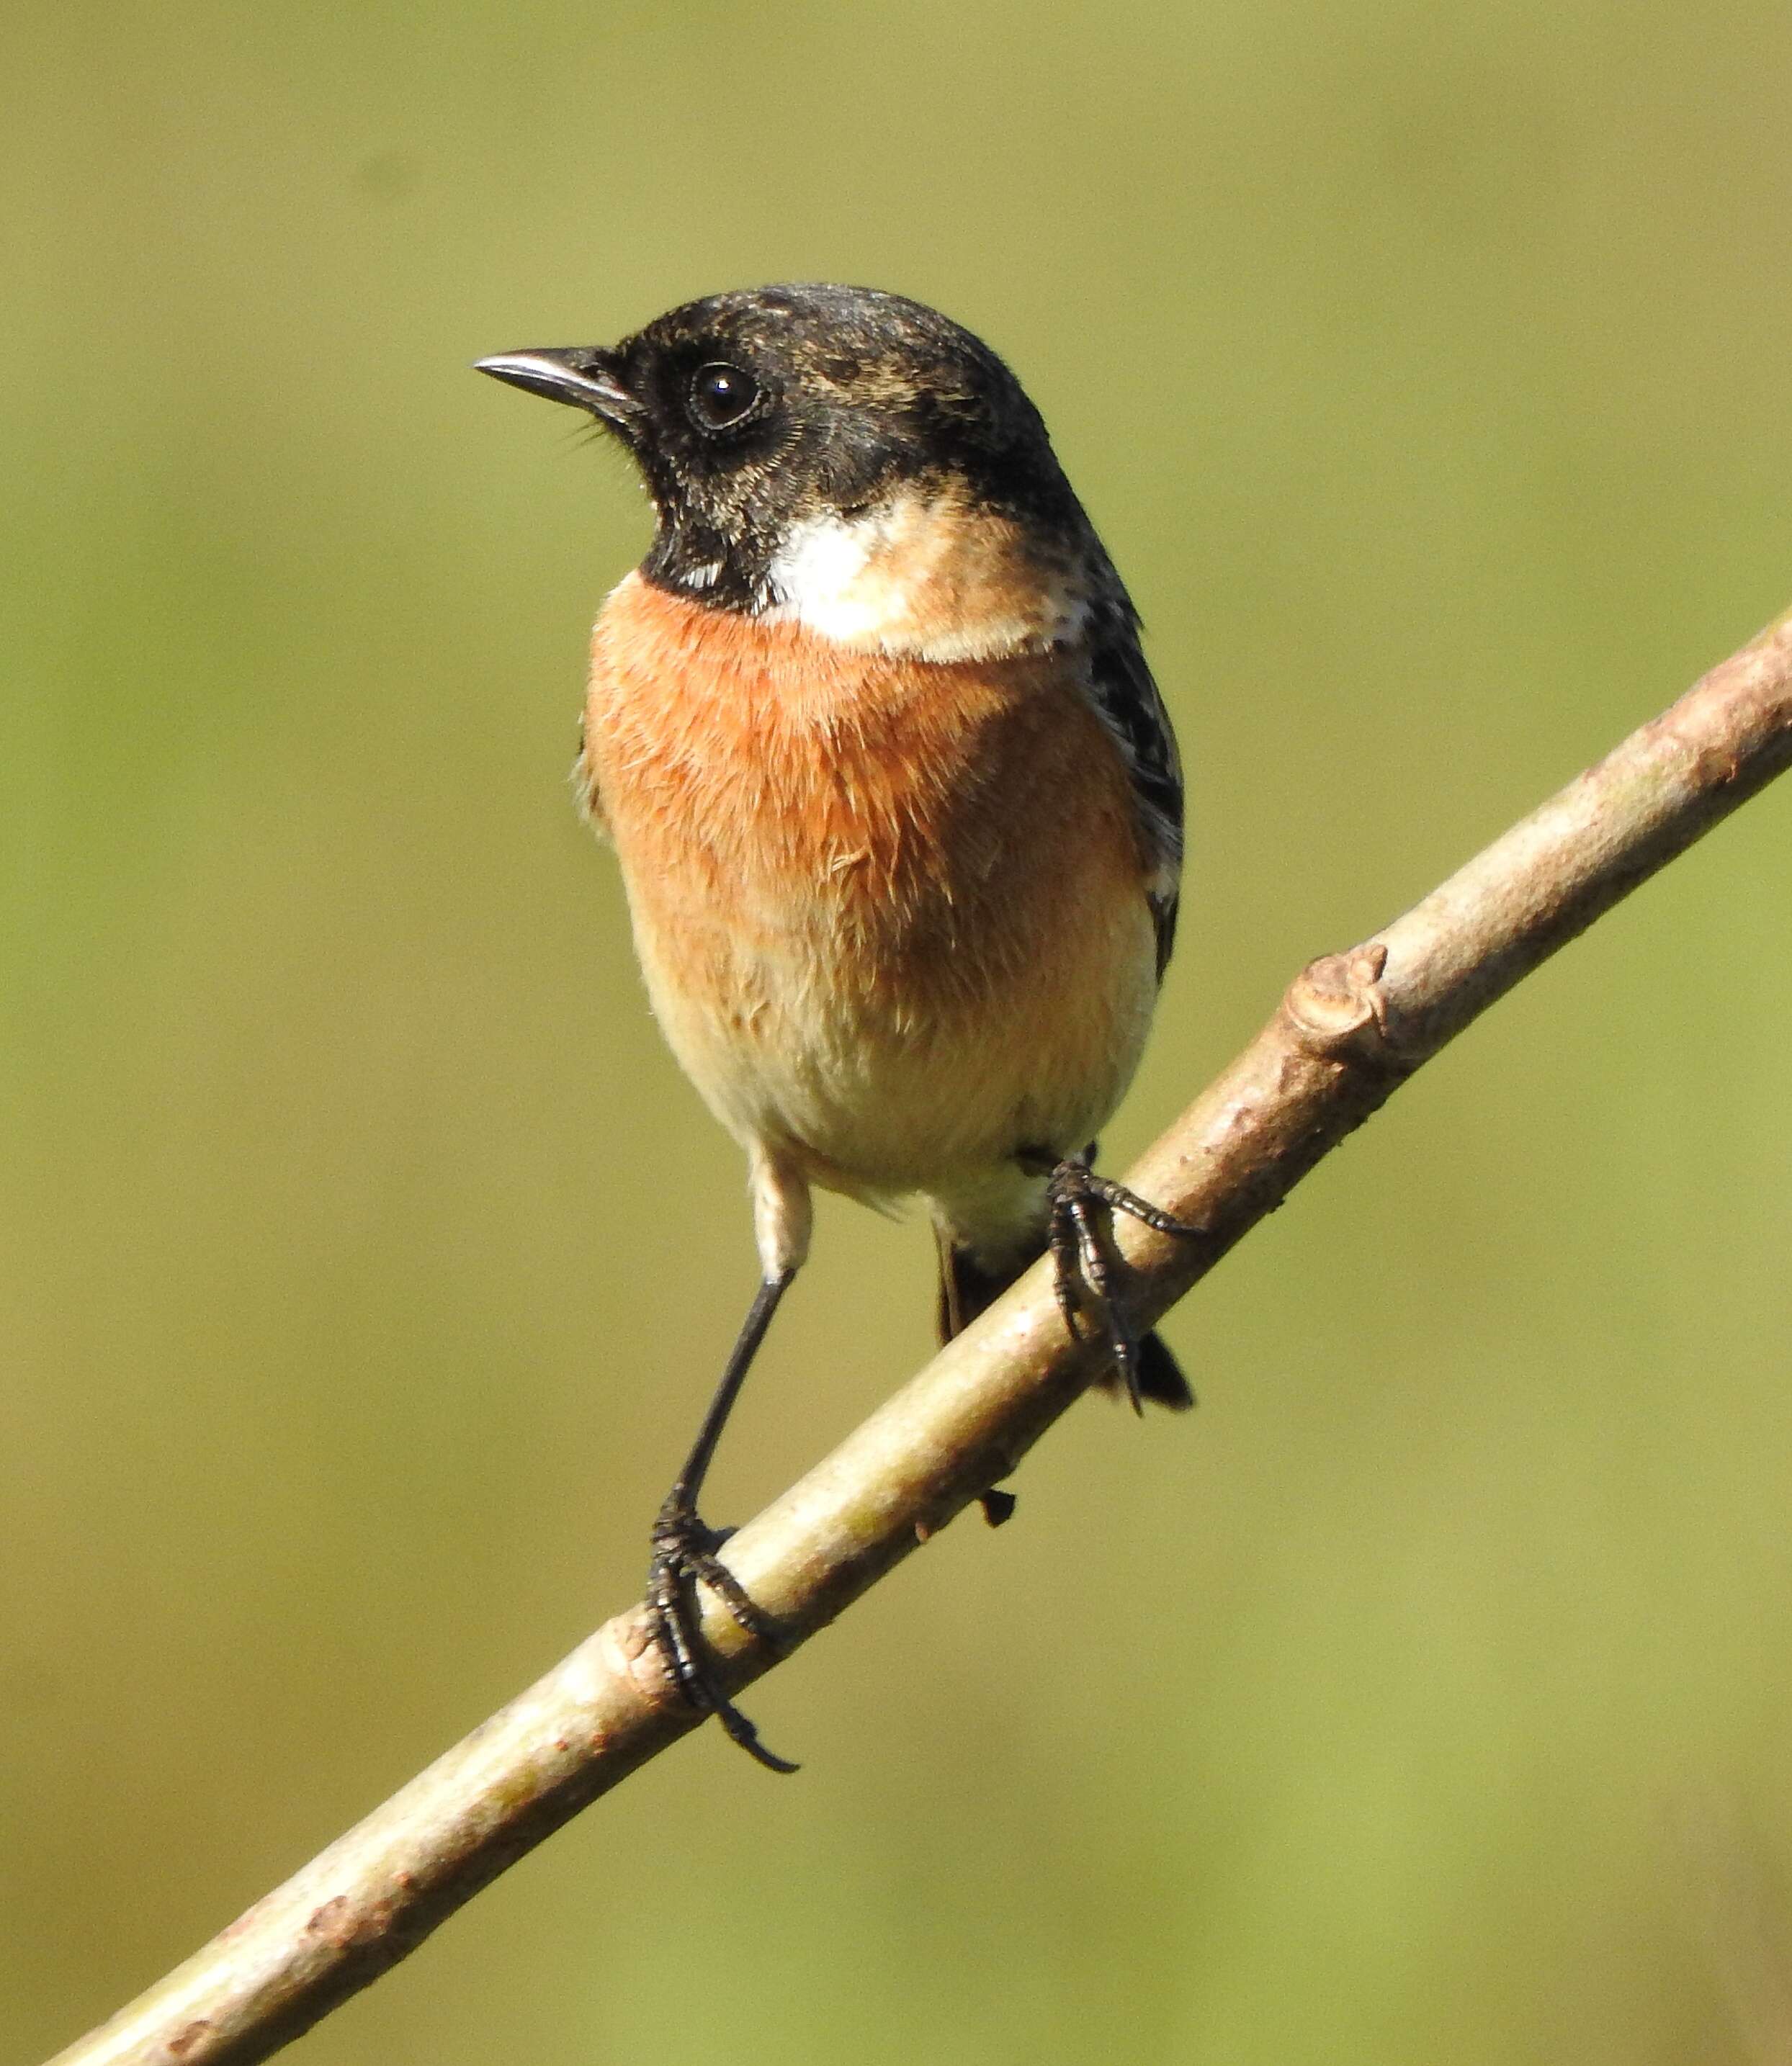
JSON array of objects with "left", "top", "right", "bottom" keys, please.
[{"left": 47, "top": 606, "right": 1792, "bottom": 2066}]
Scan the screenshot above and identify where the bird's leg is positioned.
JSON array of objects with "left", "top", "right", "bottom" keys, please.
[
  {"left": 1025, "top": 1143, "right": 1204, "bottom": 1414},
  {"left": 647, "top": 1269, "right": 799, "bottom": 1774}
]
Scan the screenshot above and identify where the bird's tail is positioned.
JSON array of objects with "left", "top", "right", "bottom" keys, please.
[{"left": 934, "top": 1230, "right": 1193, "bottom": 1411}]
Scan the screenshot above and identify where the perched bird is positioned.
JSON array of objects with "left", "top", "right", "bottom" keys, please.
[{"left": 478, "top": 284, "right": 1195, "bottom": 1770}]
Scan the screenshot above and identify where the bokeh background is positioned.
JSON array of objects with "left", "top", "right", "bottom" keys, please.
[{"left": 6, "top": 1, "right": 1792, "bottom": 2060}]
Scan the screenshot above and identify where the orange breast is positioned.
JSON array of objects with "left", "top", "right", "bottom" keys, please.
[{"left": 582, "top": 572, "right": 1160, "bottom": 1198}]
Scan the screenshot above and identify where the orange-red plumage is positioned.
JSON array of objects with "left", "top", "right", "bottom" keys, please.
[{"left": 583, "top": 573, "right": 1159, "bottom": 1252}]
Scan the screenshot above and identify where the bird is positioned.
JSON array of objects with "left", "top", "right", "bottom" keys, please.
[{"left": 477, "top": 284, "right": 1196, "bottom": 1771}]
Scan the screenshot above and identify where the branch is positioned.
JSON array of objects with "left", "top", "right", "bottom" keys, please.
[{"left": 48, "top": 606, "right": 1792, "bottom": 2066}]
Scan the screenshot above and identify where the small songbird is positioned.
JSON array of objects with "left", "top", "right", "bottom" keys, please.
[{"left": 478, "top": 284, "right": 1195, "bottom": 1770}]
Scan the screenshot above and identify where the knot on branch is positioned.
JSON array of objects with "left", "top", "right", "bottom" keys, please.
[{"left": 1282, "top": 942, "right": 1401, "bottom": 1069}]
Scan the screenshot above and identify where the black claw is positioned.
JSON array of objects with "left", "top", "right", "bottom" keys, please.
[
  {"left": 1038, "top": 1151, "right": 1203, "bottom": 1406},
  {"left": 648, "top": 1496, "right": 798, "bottom": 1774},
  {"left": 980, "top": 1487, "right": 1018, "bottom": 1527},
  {"left": 1047, "top": 1204, "right": 1088, "bottom": 1339}
]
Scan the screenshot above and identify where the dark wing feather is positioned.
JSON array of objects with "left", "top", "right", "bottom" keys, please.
[
  {"left": 1080, "top": 591, "right": 1184, "bottom": 979},
  {"left": 571, "top": 714, "right": 611, "bottom": 838}
]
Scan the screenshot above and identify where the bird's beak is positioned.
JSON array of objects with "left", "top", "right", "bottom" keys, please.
[{"left": 475, "top": 348, "right": 641, "bottom": 426}]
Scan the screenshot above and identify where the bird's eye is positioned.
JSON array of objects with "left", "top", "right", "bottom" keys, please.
[{"left": 687, "top": 361, "right": 760, "bottom": 431}]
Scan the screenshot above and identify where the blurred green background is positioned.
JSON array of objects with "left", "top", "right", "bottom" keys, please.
[{"left": 6, "top": 1, "right": 1792, "bottom": 2060}]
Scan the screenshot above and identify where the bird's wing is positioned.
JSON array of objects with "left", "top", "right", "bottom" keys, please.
[
  {"left": 572, "top": 716, "right": 613, "bottom": 840},
  {"left": 1081, "top": 596, "right": 1184, "bottom": 979}
]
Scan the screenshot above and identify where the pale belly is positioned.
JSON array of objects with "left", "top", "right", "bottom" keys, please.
[{"left": 623, "top": 859, "right": 1159, "bottom": 1205}]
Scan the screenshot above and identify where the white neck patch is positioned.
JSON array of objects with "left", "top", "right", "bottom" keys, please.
[{"left": 761, "top": 493, "right": 1087, "bottom": 663}]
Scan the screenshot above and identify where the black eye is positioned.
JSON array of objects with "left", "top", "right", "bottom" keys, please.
[{"left": 687, "top": 361, "right": 760, "bottom": 431}]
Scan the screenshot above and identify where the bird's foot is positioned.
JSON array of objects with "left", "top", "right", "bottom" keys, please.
[
  {"left": 647, "top": 1492, "right": 797, "bottom": 1774},
  {"left": 1032, "top": 1148, "right": 1204, "bottom": 1414}
]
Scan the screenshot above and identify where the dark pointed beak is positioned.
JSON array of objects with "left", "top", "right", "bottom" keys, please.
[{"left": 475, "top": 347, "right": 641, "bottom": 426}]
